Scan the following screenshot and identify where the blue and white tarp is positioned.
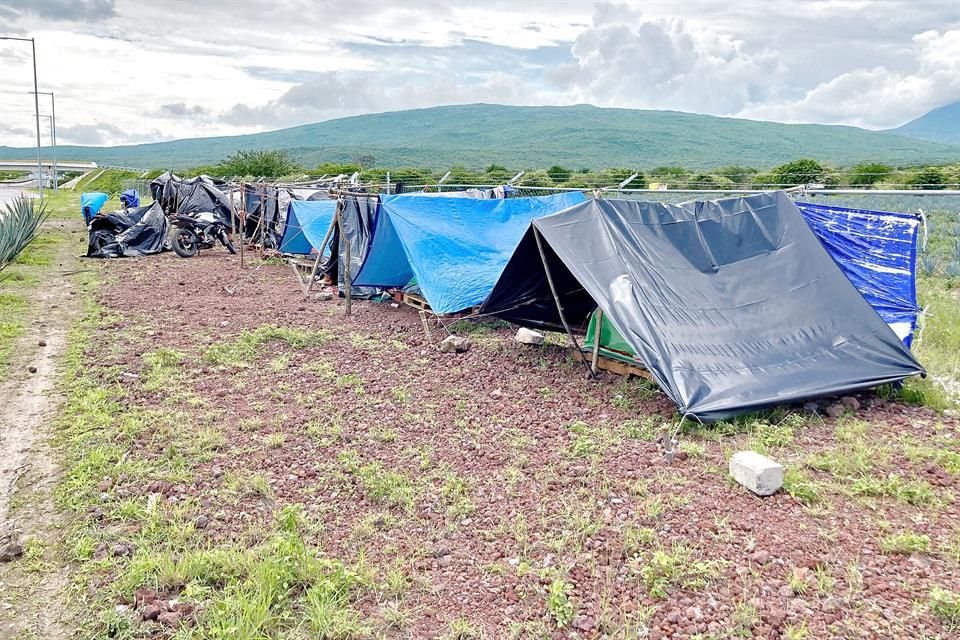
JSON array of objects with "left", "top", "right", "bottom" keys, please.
[
  {"left": 353, "top": 191, "right": 586, "bottom": 313},
  {"left": 795, "top": 201, "right": 920, "bottom": 345},
  {"left": 278, "top": 200, "right": 337, "bottom": 255}
]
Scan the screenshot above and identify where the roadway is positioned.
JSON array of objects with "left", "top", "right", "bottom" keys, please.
[{"left": 0, "top": 183, "right": 35, "bottom": 208}]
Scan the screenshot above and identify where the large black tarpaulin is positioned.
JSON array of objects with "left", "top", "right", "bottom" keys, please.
[
  {"left": 481, "top": 192, "right": 924, "bottom": 421},
  {"left": 178, "top": 182, "right": 234, "bottom": 224},
  {"left": 87, "top": 202, "right": 169, "bottom": 258}
]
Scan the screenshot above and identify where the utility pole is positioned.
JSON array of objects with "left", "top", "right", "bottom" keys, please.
[
  {"left": 1, "top": 36, "right": 42, "bottom": 198},
  {"left": 31, "top": 91, "right": 57, "bottom": 192}
]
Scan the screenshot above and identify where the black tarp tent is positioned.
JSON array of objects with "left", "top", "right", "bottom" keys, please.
[
  {"left": 150, "top": 173, "right": 233, "bottom": 225},
  {"left": 87, "top": 202, "right": 169, "bottom": 258},
  {"left": 480, "top": 192, "right": 924, "bottom": 421}
]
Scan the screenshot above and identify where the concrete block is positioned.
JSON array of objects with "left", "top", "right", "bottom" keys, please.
[
  {"left": 729, "top": 451, "right": 784, "bottom": 496},
  {"left": 515, "top": 327, "right": 545, "bottom": 345}
]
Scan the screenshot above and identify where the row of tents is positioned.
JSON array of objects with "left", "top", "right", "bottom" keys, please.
[
  {"left": 273, "top": 189, "right": 924, "bottom": 421},
  {"left": 84, "top": 176, "right": 926, "bottom": 421}
]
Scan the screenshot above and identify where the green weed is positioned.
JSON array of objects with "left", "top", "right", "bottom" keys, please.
[
  {"left": 930, "top": 586, "right": 960, "bottom": 629},
  {"left": 879, "top": 531, "right": 931, "bottom": 554},
  {"left": 205, "top": 325, "right": 332, "bottom": 367}
]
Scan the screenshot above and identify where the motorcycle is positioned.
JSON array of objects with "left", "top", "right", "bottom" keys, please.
[{"left": 171, "top": 211, "right": 236, "bottom": 258}]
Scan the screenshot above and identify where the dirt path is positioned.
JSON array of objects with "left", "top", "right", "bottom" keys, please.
[{"left": 0, "top": 218, "right": 88, "bottom": 639}]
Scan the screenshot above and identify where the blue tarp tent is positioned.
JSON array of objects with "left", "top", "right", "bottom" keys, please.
[
  {"left": 278, "top": 200, "right": 337, "bottom": 255},
  {"left": 80, "top": 192, "right": 109, "bottom": 224},
  {"left": 795, "top": 201, "right": 921, "bottom": 345},
  {"left": 353, "top": 191, "right": 586, "bottom": 313}
]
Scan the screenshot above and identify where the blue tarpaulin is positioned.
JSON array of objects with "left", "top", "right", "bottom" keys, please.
[
  {"left": 354, "top": 191, "right": 586, "bottom": 313},
  {"left": 796, "top": 201, "right": 920, "bottom": 345},
  {"left": 80, "top": 192, "right": 109, "bottom": 224},
  {"left": 120, "top": 189, "right": 140, "bottom": 208},
  {"left": 278, "top": 200, "right": 337, "bottom": 255}
]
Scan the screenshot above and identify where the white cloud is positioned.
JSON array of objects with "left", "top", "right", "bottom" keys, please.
[
  {"left": 0, "top": 0, "right": 958, "bottom": 147},
  {"left": 740, "top": 29, "right": 960, "bottom": 128},
  {"left": 546, "top": 3, "right": 780, "bottom": 115}
]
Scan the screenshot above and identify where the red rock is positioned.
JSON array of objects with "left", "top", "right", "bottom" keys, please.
[
  {"left": 141, "top": 603, "right": 162, "bottom": 621},
  {"left": 157, "top": 610, "right": 181, "bottom": 626}
]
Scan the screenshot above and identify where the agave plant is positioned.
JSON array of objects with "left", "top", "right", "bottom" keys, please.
[
  {"left": 0, "top": 196, "right": 49, "bottom": 275},
  {"left": 944, "top": 260, "right": 960, "bottom": 280},
  {"left": 919, "top": 254, "right": 940, "bottom": 276}
]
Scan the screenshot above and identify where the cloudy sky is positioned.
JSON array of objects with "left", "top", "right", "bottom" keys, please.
[{"left": 1, "top": 0, "right": 958, "bottom": 147}]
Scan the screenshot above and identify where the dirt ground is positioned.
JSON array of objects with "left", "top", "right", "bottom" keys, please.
[
  {"left": 0, "top": 217, "right": 88, "bottom": 639},
  {"left": 4, "top": 237, "right": 959, "bottom": 639}
]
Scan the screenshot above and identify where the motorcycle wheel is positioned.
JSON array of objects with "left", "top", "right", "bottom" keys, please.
[
  {"left": 172, "top": 228, "right": 199, "bottom": 258},
  {"left": 218, "top": 229, "right": 237, "bottom": 255}
]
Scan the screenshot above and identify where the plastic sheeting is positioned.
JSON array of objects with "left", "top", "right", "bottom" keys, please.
[
  {"left": 795, "top": 201, "right": 920, "bottom": 345},
  {"left": 80, "top": 192, "right": 108, "bottom": 224},
  {"left": 321, "top": 197, "right": 381, "bottom": 298},
  {"left": 87, "top": 202, "right": 169, "bottom": 259},
  {"left": 278, "top": 200, "right": 337, "bottom": 255},
  {"left": 120, "top": 189, "right": 140, "bottom": 208},
  {"left": 481, "top": 192, "right": 924, "bottom": 421},
  {"left": 353, "top": 191, "right": 586, "bottom": 313}
]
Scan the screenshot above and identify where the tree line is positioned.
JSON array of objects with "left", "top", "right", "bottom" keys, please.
[{"left": 187, "top": 150, "right": 960, "bottom": 190}]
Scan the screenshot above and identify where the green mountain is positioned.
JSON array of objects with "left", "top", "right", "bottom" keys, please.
[
  {"left": 886, "top": 102, "right": 960, "bottom": 145},
  {"left": 2, "top": 104, "right": 959, "bottom": 170}
]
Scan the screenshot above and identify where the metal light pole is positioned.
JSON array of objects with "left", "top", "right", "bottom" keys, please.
[
  {"left": 0, "top": 36, "right": 42, "bottom": 198},
  {"left": 31, "top": 91, "right": 56, "bottom": 192}
]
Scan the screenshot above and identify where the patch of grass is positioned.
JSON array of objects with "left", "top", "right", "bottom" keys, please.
[
  {"left": 546, "top": 578, "right": 575, "bottom": 628},
  {"left": 610, "top": 377, "right": 660, "bottom": 411},
  {"left": 564, "top": 420, "right": 617, "bottom": 459},
  {"left": 263, "top": 432, "right": 286, "bottom": 449},
  {"left": 445, "top": 616, "right": 483, "bottom": 639},
  {"left": 783, "top": 468, "right": 822, "bottom": 505},
  {"left": 622, "top": 416, "right": 662, "bottom": 441},
  {"left": 903, "top": 442, "right": 960, "bottom": 475},
  {"left": 930, "top": 586, "right": 960, "bottom": 629},
  {"left": 440, "top": 472, "right": 475, "bottom": 518},
  {"left": 787, "top": 567, "right": 810, "bottom": 595},
  {"left": 205, "top": 325, "right": 333, "bottom": 367},
  {"left": 624, "top": 526, "right": 657, "bottom": 556},
  {"left": 752, "top": 418, "right": 797, "bottom": 448},
  {"left": 336, "top": 373, "right": 365, "bottom": 395},
  {"left": 679, "top": 440, "right": 706, "bottom": 458},
  {"left": 782, "top": 621, "right": 809, "bottom": 640},
  {"left": 849, "top": 474, "right": 940, "bottom": 507},
  {"left": 807, "top": 440, "right": 888, "bottom": 477},
  {"left": 635, "top": 542, "right": 724, "bottom": 599},
  {"left": 11, "top": 232, "right": 57, "bottom": 266},
  {"left": 879, "top": 531, "right": 931, "bottom": 554},
  {"left": 355, "top": 462, "right": 417, "bottom": 511},
  {"left": 730, "top": 600, "right": 760, "bottom": 636},
  {"left": 142, "top": 347, "right": 184, "bottom": 390},
  {"left": 0, "top": 292, "right": 28, "bottom": 375}
]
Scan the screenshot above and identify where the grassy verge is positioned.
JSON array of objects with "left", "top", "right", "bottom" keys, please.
[
  {"left": 0, "top": 191, "right": 88, "bottom": 379},
  {"left": 53, "top": 307, "right": 410, "bottom": 638}
]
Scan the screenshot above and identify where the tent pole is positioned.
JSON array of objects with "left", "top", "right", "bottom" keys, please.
[
  {"left": 532, "top": 226, "right": 594, "bottom": 378},
  {"left": 591, "top": 308, "right": 603, "bottom": 374},
  {"left": 336, "top": 197, "right": 352, "bottom": 316},
  {"left": 303, "top": 214, "right": 337, "bottom": 298}
]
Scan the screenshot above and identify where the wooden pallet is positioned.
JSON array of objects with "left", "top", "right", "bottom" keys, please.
[
  {"left": 591, "top": 353, "right": 653, "bottom": 381},
  {"left": 400, "top": 291, "right": 431, "bottom": 312}
]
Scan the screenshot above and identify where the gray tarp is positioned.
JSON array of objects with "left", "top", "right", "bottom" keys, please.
[{"left": 480, "top": 192, "right": 924, "bottom": 421}]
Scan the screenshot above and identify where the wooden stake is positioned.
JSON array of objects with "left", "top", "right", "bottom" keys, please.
[{"left": 591, "top": 308, "right": 603, "bottom": 375}]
